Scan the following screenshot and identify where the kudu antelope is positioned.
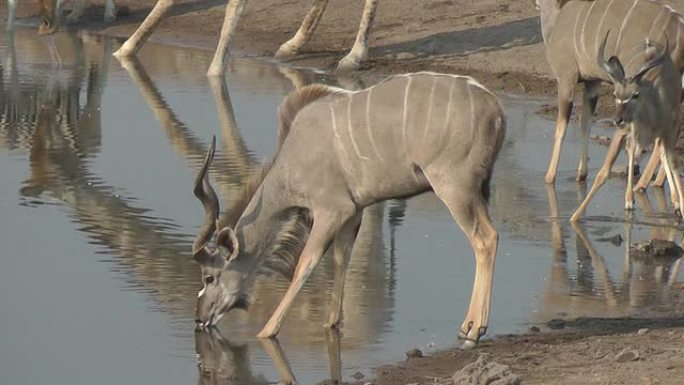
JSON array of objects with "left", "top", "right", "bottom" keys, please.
[
  {"left": 536, "top": 0, "right": 684, "bottom": 184},
  {"left": 571, "top": 35, "right": 684, "bottom": 221},
  {"left": 9, "top": 0, "right": 118, "bottom": 33},
  {"left": 191, "top": 72, "right": 506, "bottom": 347},
  {"left": 112, "top": 0, "right": 379, "bottom": 76}
]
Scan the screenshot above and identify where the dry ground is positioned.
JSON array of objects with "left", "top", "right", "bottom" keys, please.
[{"left": 6, "top": 1, "right": 684, "bottom": 384}]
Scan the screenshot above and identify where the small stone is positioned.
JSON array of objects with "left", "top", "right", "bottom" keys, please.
[
  {"left": 528, "top": 326, "right": 541, "bottom": 333},
  {"left": 396, "top": 52, "right": 416, "bottom": 60},
  {"left": 637, "top": 328, "right": 650, "bottom": 336},
  {"left": 615, "top": 349, "right": 640, "bottom": 363},
  {"left": 452, "top": 354, "right": 521, "bottom": 385},
  {"left": 405, "top": 348, "right": 423, "bottom": 359},
  {"left": 352, "top": 371, "right": 365, "bottom": 380},
  {"left": 596, "top": 234, "right": 624, "bottom": 246},
  {"left": 668, "top": 331, "right": 676, "bottom": 337},
  {"left": 548, "top": 319, "right": 566, "bottom": 330}
]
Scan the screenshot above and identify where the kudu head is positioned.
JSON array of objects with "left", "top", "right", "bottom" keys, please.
[
  {"left": 192, "top": 136, "right": 250, "bottom": 328},
  {"left": 598, "top": 32, "right": 670, "bottom": 127},
  {"left": 38, "top": 0, "right": 60, "bottom": 35}
]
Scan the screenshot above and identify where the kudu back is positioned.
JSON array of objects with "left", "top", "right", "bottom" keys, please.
[
  {"left": 191, "top": 72, "right": 506, "bottom": 347},
  {"left": 538, "top": 0, "right": 684, "bottom": 184}
]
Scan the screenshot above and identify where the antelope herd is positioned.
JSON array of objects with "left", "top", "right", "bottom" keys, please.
[{"left": 4, "top": 0, "right": 684, "bottom": 348}]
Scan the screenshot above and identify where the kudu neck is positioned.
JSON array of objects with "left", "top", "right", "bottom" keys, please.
[{"left": 233, "top": 175, "right": 302, "bottom": 273}]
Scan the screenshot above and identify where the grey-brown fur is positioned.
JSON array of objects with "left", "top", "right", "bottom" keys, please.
[
  {"left": 537, "top": 0, "right": 684, "bottom": 184},
  {"left": 191, "top": 72, "right": 506, "bottom": 347},
  {"left": 571, "top": 39, "right": 684, "bottom": 220}
]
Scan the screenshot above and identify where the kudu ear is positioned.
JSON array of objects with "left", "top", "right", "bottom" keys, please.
[
  {"left": 216, "top": 226, "right": 240, "bottom": 262},
  {"left": 598, "top": 30, "right": 626, "bottom": 83}
]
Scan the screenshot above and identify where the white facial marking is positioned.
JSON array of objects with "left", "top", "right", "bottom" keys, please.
[{"left": 198, "top": 287, "right": 206, "bottom": 298}]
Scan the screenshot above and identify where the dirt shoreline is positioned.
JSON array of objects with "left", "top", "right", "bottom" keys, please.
[{"left": 7, "top": 1, "right": 684, "bottom": 384}]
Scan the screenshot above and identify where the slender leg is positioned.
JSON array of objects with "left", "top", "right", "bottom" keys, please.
[
  {"left": 571, "top": 128, "right": 627, "bottom": 222},
  {"left": 336, "top": 0, "right": 379, "bottom": 72},
  {"left": 662, "top": 149, "right": 684, "bottom": 218},
  {"left": 546, "top": 79, "right": 576, "bottom": 184},
  {"left": 104, "top": 0, "right": 117, "bottom": 22},
  {"left": 274, "top": 0, "right": 330, "bottom": 59},
  {"left": 659, "top": 150, "right": 679, "bottom": 210},
  {"left": 113, "top": 0, "right": 175, "bottom": 58},
  {"left": 625, "top": 132, "right": 636, "bottom": 210},
  {"left": 6, "top": 0, "right": 16, "bottom": 30},
  {"left": 577, "top": 81, "right": 599, "bottom": 182},
  {"left": 206, "top": 0, "right": 248, "bottom": 77},
  {"left": 654, "top": 164, "right": 668, "bottom": 187},
  {"left": 66, "top": 0, "right": 86, "bottom": 24},
  {"left": 635, "top": 140, "right": 662, "bottom": 191},
  {"left": 424, "top": 171, "right": 498, "bottom": 348},
  {"left": 325, "top": 213, "right": 362, "bottom": 328},
  {"left": 257, "top": 208, "right": 355, "bottom": 338}
]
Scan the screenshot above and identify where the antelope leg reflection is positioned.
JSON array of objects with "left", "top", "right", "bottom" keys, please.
[
  {"left": 258, "top": 337, "right": 297, "bottom": 385},
  {"left": 325, "top": 328, "right": 343, "bottom": 384},
  {"left": 570, "top": 221, "right": 619, "bottom": 308}
]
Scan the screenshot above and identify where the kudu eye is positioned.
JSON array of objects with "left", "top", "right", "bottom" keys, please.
[{"left": 204, "top": 276, "right": 215, "bottom": 285}]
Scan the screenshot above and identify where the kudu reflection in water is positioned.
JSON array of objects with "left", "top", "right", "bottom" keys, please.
[
  {"left": 538, "top": 185, "right": 683, "bottom": 324},
  {"left": 119, "top": 55, "right": 403, "bottom": 344},
  {"left": 195, "top": 327, "right": 349, "bottom": 385}
]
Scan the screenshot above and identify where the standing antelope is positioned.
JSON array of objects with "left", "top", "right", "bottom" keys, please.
[
  {"left": 536, "top": 0, "right": 684, "bottom": 185},
  {"left": 571, "top": 36, "right": 684, "bottom": 221},
  {"left": 191, "top": 72, "right": 506, "bottom": 347},
  {"left": 110, "top": 0, "right": 378, "bottom": 76}
]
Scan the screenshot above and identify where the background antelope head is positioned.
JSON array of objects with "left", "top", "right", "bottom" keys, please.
[
  {"left": 192, "top": 136, "right": 251, "bottom": 328},
  {"left": 598, "top": 33, "right": 670, "bottom": 128}
]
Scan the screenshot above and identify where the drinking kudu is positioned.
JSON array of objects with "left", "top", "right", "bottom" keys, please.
[{"left": 191, "top": 72, "right": 506, "bottom": 347}]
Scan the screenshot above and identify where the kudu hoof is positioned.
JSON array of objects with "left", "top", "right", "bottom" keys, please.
[{"left": 460, "top": 339, "right": 477, "bottom": 350}]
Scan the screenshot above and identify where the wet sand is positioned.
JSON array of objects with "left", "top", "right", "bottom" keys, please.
[{"left": 6, "top": 2, "right": 684, "bottom": 384}]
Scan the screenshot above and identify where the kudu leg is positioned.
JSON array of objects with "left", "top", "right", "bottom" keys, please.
[
  {"left": 661, "top": 149, "right": 684, "bottom": 218},
  {"left": 336, "top": 0, "right": 379, "bottom": 72},
  {"left": 257, "top": 208, "right": 356, "bottom": 338},
  {"left": 577, "top": 81, "right": 599, "bottom": 182},
  {"left": 570, "top": 129, "right": 628, "bottom": 222},
  {"left": 545, "top": 80, "right": 575, "bottom": 184},
  {"left": 274, "top": 0, "right": 329, "bottom": 59},
  {"left": 426, "top": 174, "right": 498, "bottom": 348},
  {"left": 635, "top": 140, "right": 662, "bottom": 191},
  {"left": 625, "top": 135, "right": 636, "bottom": 210},
  {"left": 654, "top": 164, "right": 668, "bottom": 187},
  {"left": 113, "top": 0, "right": 176, "bottom": 58},
  {"left": 207, "top": 0, "right": 248, "bottom": 77},
  {"left": 325, "top": 213, "right": 362, "bottom": 329}
]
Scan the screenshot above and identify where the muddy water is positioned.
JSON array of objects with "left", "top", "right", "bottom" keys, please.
[{"left": 1, "top": 29, "right": 682, "bottom": 385}]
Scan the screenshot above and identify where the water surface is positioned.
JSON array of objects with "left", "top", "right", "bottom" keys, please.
[{"left": 1, "top": 29, "right": 682, "bottom": 385}]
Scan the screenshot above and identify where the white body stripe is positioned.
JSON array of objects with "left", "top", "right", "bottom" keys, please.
[
  {"left": 365, "top": 88, "right": 384, "bottom": 161},
  {"left": 347, "top": 95, "right": 369, "bottom": 160}
]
